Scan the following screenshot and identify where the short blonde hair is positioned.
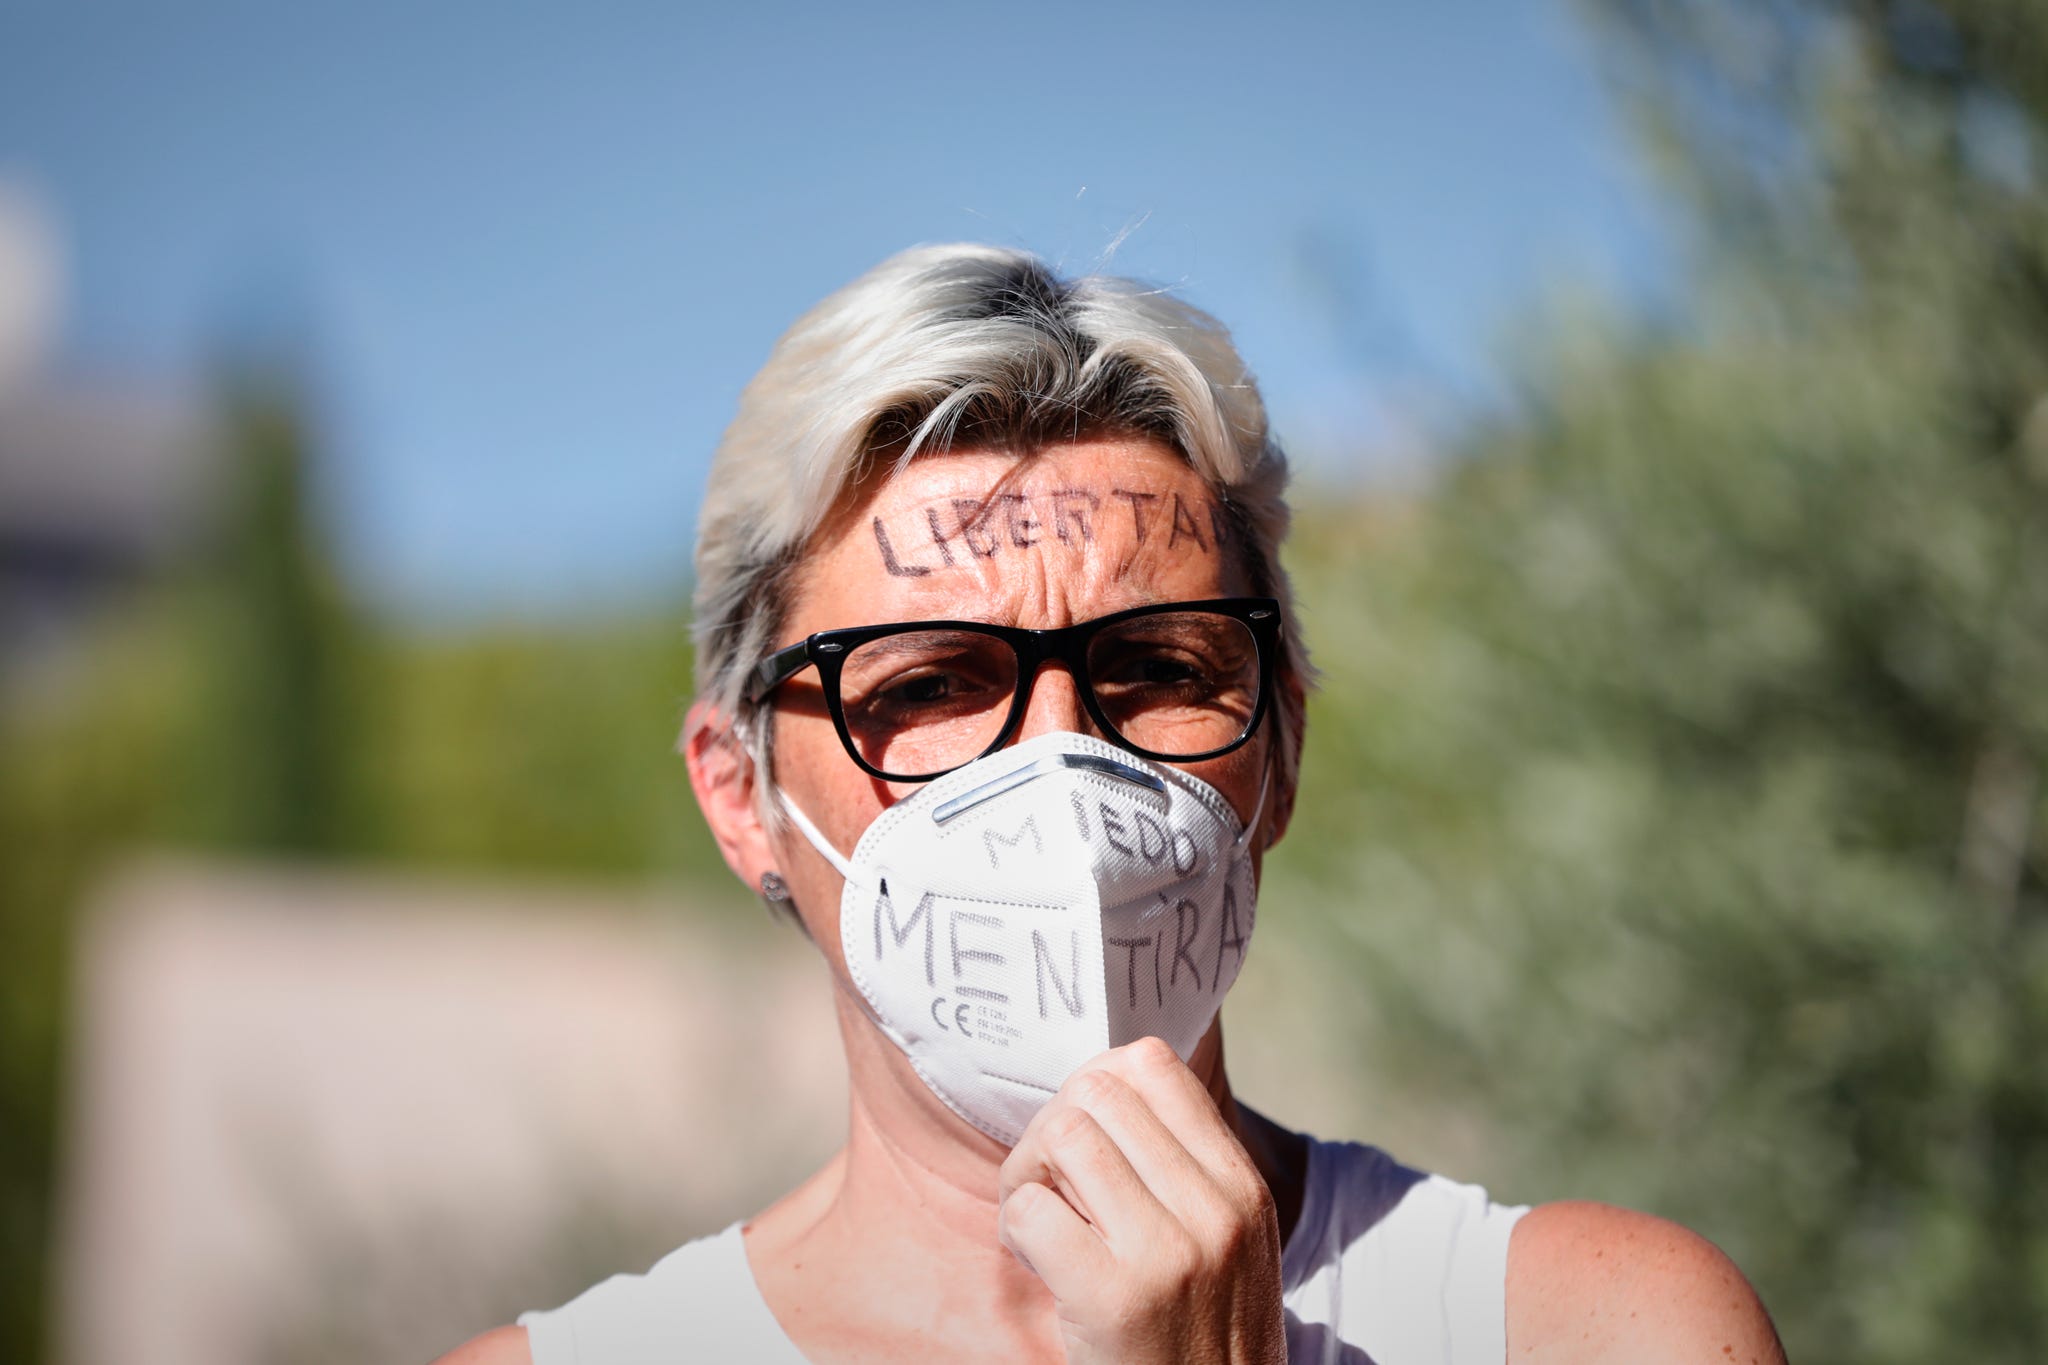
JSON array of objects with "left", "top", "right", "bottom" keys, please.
[{"left": 689, "top": 243, "right": 1309, "bottom": 801}]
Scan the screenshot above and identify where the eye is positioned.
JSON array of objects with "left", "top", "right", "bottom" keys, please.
[
  {"left": 886, "top": 671, "right": 962, "bottom": 706},
  {"left": 1095, "top": 645, "right": 1217, "bottom": 691},
  {"left": 1135, "top": 656, "right": 1202, "bottom": 686},
  {"left": 839, "top": 630, "right": 1017, "bottom": 722}
]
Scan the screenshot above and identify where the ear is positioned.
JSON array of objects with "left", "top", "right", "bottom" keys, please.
[{"left": 681, "top": 699, "right": 779, "bottom": 896}]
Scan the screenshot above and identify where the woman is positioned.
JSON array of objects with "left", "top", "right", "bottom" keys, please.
[{"left": 440, "top": 245, "right": 1783, "bottom": 1364}]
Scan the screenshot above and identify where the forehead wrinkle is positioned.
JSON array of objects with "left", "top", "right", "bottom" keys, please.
[
  {"left": 896, "top": 531, "right": 1176, "bottom": 627},
  {"left": 792, "top": 438, "right": 1236, "bottom": 637}
]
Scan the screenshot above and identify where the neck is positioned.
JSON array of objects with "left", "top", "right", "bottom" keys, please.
[
  {"left": 739, "top": 983, "right": 1312, "bottom": 1361},
  {"left": 810, "top": 978, "right": 1305, "bottom": 1259}
]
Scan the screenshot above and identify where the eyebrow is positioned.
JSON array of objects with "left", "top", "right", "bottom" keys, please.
[
  {"left": 871, "top": 587, "right": 1177, "bottom": 633},
  {"left": 839, "top": 629, "right": 1005, "bottom": 660}
]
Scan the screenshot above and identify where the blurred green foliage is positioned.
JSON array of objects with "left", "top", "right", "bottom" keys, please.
[
  {"left": 1267, "top": 1, "right": 2048, "bottom": 1359},
  {"left": 3, "top": 1, "right": 2045, "bottom": 1361}
]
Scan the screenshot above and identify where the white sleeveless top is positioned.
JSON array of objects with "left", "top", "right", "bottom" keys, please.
[{"left": 517, "top": 1137, "right": 1528, "bottom": 1364}]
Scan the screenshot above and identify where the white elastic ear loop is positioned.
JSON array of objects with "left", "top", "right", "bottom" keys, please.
[
  {"left": 774, "top": 786, "right": 913, "bottom": 1042},
  {"left": 776, "top": 787, "right": 858, "bottom": 882},
  {"left": 1235, "top": 762, "right": 1273, "bottom": 852}
]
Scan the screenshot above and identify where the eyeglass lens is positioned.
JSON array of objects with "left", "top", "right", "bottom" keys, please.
[{"left": 835, "top": 611, "right": 1261, "bottom": 778}]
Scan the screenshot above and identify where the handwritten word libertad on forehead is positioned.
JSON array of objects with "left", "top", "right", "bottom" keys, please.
[{"left": 870, "top": 485, "right": 1232, "bottom": 578}]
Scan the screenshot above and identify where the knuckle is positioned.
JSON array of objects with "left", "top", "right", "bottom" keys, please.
[
  {"left": 1065, "top": 1066, "right": 1122, "bottom": 1110},
  {"left": 1211, "top": 1206, "right": 1259, "bottom": 1259},
  {"left": 996, "top": 1185, "right": 1042, "bottom": 1251},
  {"left": 1043, "top": 1103, "right": 1097, "bottom": 1149},
  {"left": 1226, "top": 1164, "right": 1277, "bottom": 1220},
  {"left": 1158, "top": 1225, "right": 1205, "bottom": 1283},
  {"left": 1247, "top": 1174, "right": 1280, "bottom": 1222},
  {"left": 1001, "top": 1180, "right": 1045, "bottom": 1221},
  {"left": 1125, "top": 1035, "right": 1180, "bottom": 1073}
]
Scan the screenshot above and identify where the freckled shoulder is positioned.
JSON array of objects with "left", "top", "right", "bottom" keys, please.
[
  {"left": 427, "top": 1324, "right": 531, "bottom": 1365},
  {"left": 1504, "top": 1201, "right": 1786, "bottom": 1364}
]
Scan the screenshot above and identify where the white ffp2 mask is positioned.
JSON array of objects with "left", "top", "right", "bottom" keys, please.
[{"left": 779, "top": 729, "right": 1264, "bottom": 1146}]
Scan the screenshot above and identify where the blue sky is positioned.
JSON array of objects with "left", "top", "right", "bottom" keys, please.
[{"left": 0, "top": 1, "right": 1672, "bottom": 620}]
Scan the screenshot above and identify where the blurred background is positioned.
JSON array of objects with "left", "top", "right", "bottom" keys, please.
[{"left": 3, "top": 1, "right": 2044, "bottom": 1361}]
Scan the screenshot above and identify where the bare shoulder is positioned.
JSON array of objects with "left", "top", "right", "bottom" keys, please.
[
  {"left": 427, "top": 1324, "right": 531, "bottom": 1365},
  {"left": 1504, "top": 1201, "right": 1786, "bottom": 1364}
]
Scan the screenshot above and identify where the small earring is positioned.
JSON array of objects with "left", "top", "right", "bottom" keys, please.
[{"left": 759, "top": 871, "right": 791, "bottom": 902}]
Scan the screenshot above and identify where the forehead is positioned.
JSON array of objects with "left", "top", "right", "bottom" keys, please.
[{"left": 787, "top": 436, "right": 1247, "bottom": 634}]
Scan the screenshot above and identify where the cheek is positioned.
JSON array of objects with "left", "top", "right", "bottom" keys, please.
[
  {"left": 772, "top": 811, "right": 853, "bottom": 973},
  {"left": 773, "top": 709, "right": 868, "bottom": 814},
  {"left": 766, "top": 728, "right": 893, "bottom": 965},
  {"left": 1185, "top": 741, "right": 1269, "bottom": 829}
]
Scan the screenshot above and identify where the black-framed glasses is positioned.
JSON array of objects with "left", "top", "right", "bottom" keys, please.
[{"left": 746, "top": 597, "right": 1281, "bottom": 782}]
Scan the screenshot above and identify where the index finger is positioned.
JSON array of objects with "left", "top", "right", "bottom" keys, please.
[{"left": 1081, "top": 1036, "right": 1256, "bottom": 1181}]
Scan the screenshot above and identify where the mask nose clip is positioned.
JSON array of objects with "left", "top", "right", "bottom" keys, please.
[{"left": 932, "top": 750, "right": 1165, "bottom": 825}]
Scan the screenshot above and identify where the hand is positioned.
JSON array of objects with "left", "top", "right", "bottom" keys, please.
[{"left": 995, "top": 1036, "right": 1288, "bottom": 1365}]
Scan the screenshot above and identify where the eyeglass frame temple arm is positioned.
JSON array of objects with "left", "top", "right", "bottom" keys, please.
[{"left": 748, "top": 639, "right": 817, "bottom": 704}]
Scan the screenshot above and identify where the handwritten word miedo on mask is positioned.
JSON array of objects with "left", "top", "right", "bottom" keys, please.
[{"left": 870, "top": 485, "right": 1234, "bottom": 577}]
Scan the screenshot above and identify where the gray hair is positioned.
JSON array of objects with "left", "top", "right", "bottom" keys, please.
[{"left": 688, "top": 243, "right": 1311, "bottom": 809}]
